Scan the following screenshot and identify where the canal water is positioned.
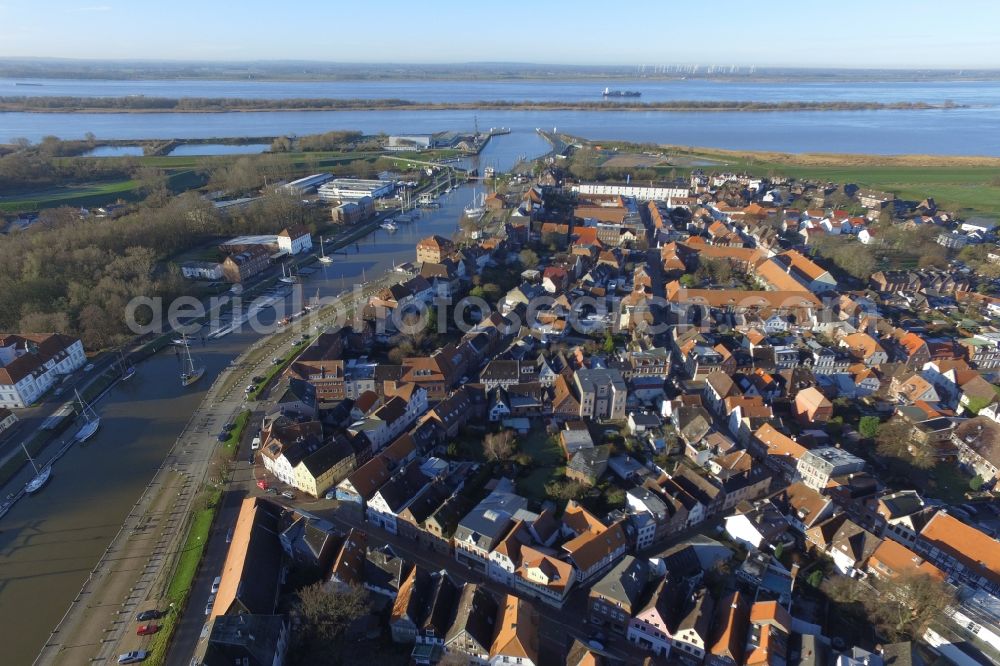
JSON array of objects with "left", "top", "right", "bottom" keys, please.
[{"left": 0, "top": 172, "right": 513, "bottom": 664}]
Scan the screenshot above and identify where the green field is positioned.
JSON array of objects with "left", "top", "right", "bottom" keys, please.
[
  {"left": 577, "top": 137, "right": 1000, "bottom": 218},
  {"left": 0, "top": 168, "right": 205, "bottom": 213},
  {"left": 2, "top": 147, "right": 460, "bottom": 214},
  {"left": 672, "top": 149, "right": 1000, "bottom": 217}
]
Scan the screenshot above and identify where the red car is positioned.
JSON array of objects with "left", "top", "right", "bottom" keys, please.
[
  {"left": 136, "top": 624, "right": 159, "bottom": 636},
  {"left": 256, "top": 479, "right": 269, "bottom": 490}
]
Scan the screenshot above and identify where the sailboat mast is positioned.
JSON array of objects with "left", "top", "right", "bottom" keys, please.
[{"left": 22, "top": 443, "right": 39, "bottom": 474}]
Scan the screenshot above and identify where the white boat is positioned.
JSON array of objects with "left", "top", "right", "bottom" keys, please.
[
  {"left": 179, "top": 336, "right": 205, "bottom": 387},
  {"left": 74, "top": 389, "right": 101, "bottom": 442},
  {"left": 464, "top": 189, "right": 486, "bottom": 220},
  {"left": 22, "top": 444, "right": 51, "bottom": 494},
  {"left": 318, "top": 236, "right": 333, "bottom": 264},
  {"left": 395, "top": 213, "right": 412, "bottom": 224},
  {"left": 25, "top": 466, "right": 51, "bottom": 494},
  {"left": 380, "top": 221, "right": 398, "bottom": 231},
  {"left": 279, "top": 263, "right": 297, "bottom": 284}
]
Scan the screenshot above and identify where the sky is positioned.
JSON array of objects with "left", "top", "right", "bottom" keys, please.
[{"left": 1, "top": 0, "right": 999, "bottom": 69}]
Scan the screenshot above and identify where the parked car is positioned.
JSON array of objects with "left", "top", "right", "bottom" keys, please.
[
  {"left": 84, "top": 363, "right": 95, "bottom": 372},
  {"left": 280, "top": 490, "right": 295, "bottom": 500},
  {"left": 211, "top": 576, "right": 221, "bottom": 595},
  {"left": 265, "top": 487, "right": 277, "bottom": 495},
  {"left": 272, "top": 357, "right": 283, "bottom": 365},
  {"left": 217, "top": 432, "right": 229, "bottom": 442},
  {"left": 135, "top": 610, "right": 164, "bottom": 622},
  {"left": 117, "top": 650, "right": 149, "bottom": 664},
  {"left": 225, "top": 528, "right": 234, "bottom": 544},
  {"left": 251, "top": 436, "right": 261, "bottom": 450},
  {"left": 205, "top": 594, "right": 216, "bottom": 616},
  {"left": 136, "top": 624, "right": 159, "bottom": 636},
  {"left": 325, "top": 489, "right": 337, "bottom": 500},
  {"left": 245, "top": 384, "right": 257, "bottom": 394},
  {"left": 222, "top": 422, "right": 236, "bottom": 432}
]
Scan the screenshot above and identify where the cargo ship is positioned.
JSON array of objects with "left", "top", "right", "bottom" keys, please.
[{"left": 602, "top": 87, "right": 641, "bottom": 98}]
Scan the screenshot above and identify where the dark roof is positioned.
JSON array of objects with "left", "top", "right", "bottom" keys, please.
[
  {"left": 300, "top": 438, "right": 354, "bottom": 477},
  {"left": 375, "top": 461, "right": 430, "bottom": 512},
  {"left": 590, "top": 555, "right": 650, "bottom": 612},
  {"left": 201, "top": 614, "right": 286, "bottom": 666},
  {"left": 364, "top": 545, "right": 412, "bottom": 596}
]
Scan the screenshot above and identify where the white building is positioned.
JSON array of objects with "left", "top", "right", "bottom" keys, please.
[
  {"left": 277, "top": 226, "right": 313, "bottom": 255},
  {"left": 573, "top": 182, "right": 689, "bottom": 201},
  {"left": 0, "top": 334, "right": 87, "bottom": 408},
  {"left": 318, "top": 178, "right": 396, "bottom": 201}
]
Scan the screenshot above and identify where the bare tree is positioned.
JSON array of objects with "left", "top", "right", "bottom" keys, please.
[
  {"left": 483, "top": 430, "right": 517, "bottom": 463},
  {"left": 294, "top": 582, "right": 370, "bottom": 661}
]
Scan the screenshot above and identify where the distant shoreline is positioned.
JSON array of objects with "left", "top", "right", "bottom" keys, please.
[{"left": 0, "top": 97, "right": 969, "bottom": 114}]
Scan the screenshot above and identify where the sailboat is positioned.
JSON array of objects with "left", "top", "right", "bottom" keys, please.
[
  {"left": 23, "top": 444, "right": 50, "bottom": 494},
  {"left": 74, "top": 389, "right": 101, "bottom": 442},
  {"left": 279, "top": 263, "right": 298, "bottom": 284},
  {"left": 119, "top": 350, "right": 136, "bottom": 381},
  {"left": 318, "top": 236, "right": 333, "bottom": 264},
  {"left": 464, "top": 188, "right": 486, "bottom": 220},
  {"left": 179, "top": 336, "right": 205, "bottom": 387}
]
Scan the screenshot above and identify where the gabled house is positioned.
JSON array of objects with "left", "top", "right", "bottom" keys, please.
[
  {"left": 489, "top": 594, "right": 540, "bottom": 666},
  {"left": 444, "top": 584, "right": 499, "bottom": 664},
  {"left": 588, "top": 555, "right": 650, "bottom": 634}
]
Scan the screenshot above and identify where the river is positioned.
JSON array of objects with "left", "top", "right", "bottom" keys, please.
[
  {"left": 0, "top": 181, "right": 494, "bottom": 666},
  {"left": 1, "top": 78, "right": 1000, "bottom": 155}
]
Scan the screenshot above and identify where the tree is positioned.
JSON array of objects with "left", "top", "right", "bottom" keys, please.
[
  {"left": 545, "top": 478, "right": 586, "bottom": 502},
  {"left": 970, "top": 474, "right": 985, "bottom": 491},
  {"left": 807, "top": 570, "right": 824, "bottom": 587},
  {"left": 295, "top": 583, "right": 370, "bottom": 661},
  {"left": 483, "top": 430, "right": 516, "bottom": 463},
  {"left": 773, "top": 542, "right": 785, "bottom": 560},
  {"left": 679, "top": 274, "right": 697, "bottom": 288},
  {"left": 868, "top": 573, "right": 955, "bottom": 641},
  {"left": 602, "top": 331, "right": 616, "bottom": 354},
  {"left": 518, "top": 249, "right": 539, "bottom": 269},
  {"left": 858, "top": 416, "right": 881, "bottom": 439},
  {"left": 875, "top": 418, "right": 912, "bottom": 459}
]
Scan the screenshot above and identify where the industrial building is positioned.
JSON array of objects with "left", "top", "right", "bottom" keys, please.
[
  {"left": 281, "top": 173, "right": 334, "bottom": 195},
  {"left": 318, "top": 178, "right": 396, "bottom": 202}
]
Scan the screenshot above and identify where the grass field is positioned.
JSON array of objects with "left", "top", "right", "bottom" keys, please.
[
  {"left": 0, "top": 168, "right": 204, "bottom": 213},
  {"left": 577, "top": 136, "right": 1000, "bottom": 218},
  {"left": 3, "top": 146, "right": 458, "bottom": 213},
  {"left": 669, "top": 147, "right": 1000, "bottom": 217},
  {"left": 516, "top": 428, "right": 563, "bottom": 502}
]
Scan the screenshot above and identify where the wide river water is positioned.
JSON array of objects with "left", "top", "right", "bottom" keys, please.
[{"left": 1, "top": 78, "right": 1000, "bottom": 155}]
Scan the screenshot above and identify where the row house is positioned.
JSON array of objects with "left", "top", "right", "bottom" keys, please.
[
  {"left": 366, "top": 460, "right": 432, "bottom": 534},
  {"left": 334, "top": 433, "right": 417, "bottom": 505},
  {"left": 913, "top": 511, "right": 1000, "bottom": 595},
  {"left": 0, "top": 333, "right": 87, "bottom": 408}
]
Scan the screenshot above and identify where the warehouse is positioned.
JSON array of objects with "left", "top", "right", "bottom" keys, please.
[{"left": 318, "top": 178, "right": 396, "bottom": 202}]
